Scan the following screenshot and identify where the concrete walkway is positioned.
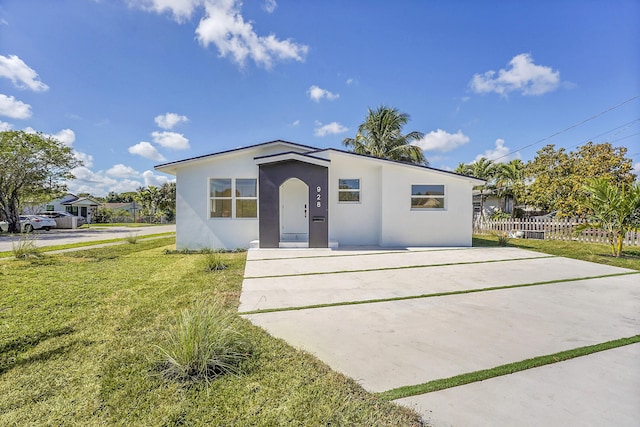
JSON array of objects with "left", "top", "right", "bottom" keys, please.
[{"left": 240, "top": 247, "right": 640, "bottom": 426}]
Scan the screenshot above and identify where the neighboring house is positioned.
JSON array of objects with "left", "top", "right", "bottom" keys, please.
[
  {"left": 473, "top": 189, "right": 515, "bottom": 217},
  {"left": 43, "top": 194, "right": 100, "bottom": 223},
  {"left": 155, "top": 140, "right": 485, "bottom": 250}
]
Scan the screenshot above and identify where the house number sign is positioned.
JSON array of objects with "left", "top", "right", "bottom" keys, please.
[{"left": 316, "top": 186, "right": 322, "bottom": 207}]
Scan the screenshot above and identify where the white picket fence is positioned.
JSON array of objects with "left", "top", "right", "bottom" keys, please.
[{"left": 474, "top": 217, "right": 640, "bottom": 247}]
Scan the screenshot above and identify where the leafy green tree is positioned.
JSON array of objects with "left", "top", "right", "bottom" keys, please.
[
  {"left": 0, "top": 130, "right": 81, "bottom": 232},
  {"left": 580, "top": 178, "right": 640, "bottom": 257},
  {"left": 134, "top": 183, "right": 175, "bottom": 222},
  {"left": 524, "top": 143, "right": 634, "bottom": 216},
  {"left": 343, "top": 105, "right": 427, "bottom": 165}
]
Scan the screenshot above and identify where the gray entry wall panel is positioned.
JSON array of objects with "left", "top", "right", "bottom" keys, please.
[{"left": 258, "top": 160, "right": 328, "bottom": 248}]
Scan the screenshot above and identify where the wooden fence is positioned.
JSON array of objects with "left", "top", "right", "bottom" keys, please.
[{"left": 474, "top": 217, "right": 640, "bottom": 247}]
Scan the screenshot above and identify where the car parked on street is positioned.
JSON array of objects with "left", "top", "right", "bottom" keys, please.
[
  {"left": 20, "top": 215, "right": 57, "bottom": 232},
  {"left": 0, "top": 215, "right": 56, "bottom": 232}
]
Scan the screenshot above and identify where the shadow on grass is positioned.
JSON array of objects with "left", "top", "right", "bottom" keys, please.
[{"left": 0, "top": 326, "right": 75, "bottom": 375}]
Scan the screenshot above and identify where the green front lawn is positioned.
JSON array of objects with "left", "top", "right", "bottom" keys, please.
[
  {"left": 473, "top": 234, "right": 640, "bottom": 271},
  {"left": 0, "top": 238, "right": 420, "bottom": 426}
]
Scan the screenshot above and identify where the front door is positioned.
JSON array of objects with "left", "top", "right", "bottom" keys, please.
[
  {"left": 80, "top": 206, "right": 87, "bottom": 218},
  {"left": 279, "top": 178, "right": 308, "bottom": 241}
]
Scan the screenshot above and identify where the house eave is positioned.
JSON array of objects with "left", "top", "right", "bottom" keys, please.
[{"left": 154, "top": 139, "right": 318, "bottom": 175}]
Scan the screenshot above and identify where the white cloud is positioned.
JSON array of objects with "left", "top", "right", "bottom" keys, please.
[
  {"left": 414, "top": 129, "right": 470, "bottom": 153},
  {"left": 52, "top": 128, "right": 76, "bottom": 146},
  {"left": 314, "top": 121, "right": 348, "bottom": 137},
  {"left": 0, "top": 54, "right": 49, "bottom": 92},
  {"left": 67, "top": 166, "right": 144, "bottom": 197},
  {"left": 263, "top": 0, "right": 277, "bottom": 13},
  {"left": 0, "top": 94, "right": 31, "bottom": 119},
  {"left": 154, "top": 112, "right": 189, "bottom": 129},
  {"left": 107, "top": 163, "right": 140, "bottom": 178},
  {"left": 74, "top": 151, "right": 94, "bottom": 168},
  {"left": 151, "top": 130, "right": 190, "bottom": 149},
  {"left": 307, "top": 85, "right": 339, "bottom": 102},
  {"left": 132, "top": 0, "right": 201, "bottom": 23},
  {"left": 129, "top": 141, "right": 167, "bottom": 161},
  {"left": 0, "top": 121, "right": 13, "bottom": 131},
  {"left": 290, "top": 119, "right": 300, "bottom": 127},
  {"left": 195, "top": 0, "right": 308, "bottom": 68},
  {"left": 632, "top": 162, "right": 640, "bottom": 178},
  {"left": 469, "top": 53, "right": 560, "bottom": 96},
  {"left": 143, "top": 170, "right": 171, "bottom": 186},
  {"left": 346, "top": 78, "right": 354, "bottom": 85},
  {"left": 474, "top": 138, "right": 521, "bottom": 163}
]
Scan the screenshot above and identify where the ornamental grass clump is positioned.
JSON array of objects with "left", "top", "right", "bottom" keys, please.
[
  {"left": 203, "top": 252, "right": 227, "bottom": 272},
  {"left": 12, "top": 232, "right": 41, "bottom": 259},
  {"left": 495, "top": 231, "right": 510, "bottom": 247},
  {"left": 156, "top": 301, "right": 251, "bottom": 383}
]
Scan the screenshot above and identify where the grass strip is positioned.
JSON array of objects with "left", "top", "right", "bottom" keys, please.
[
  {"left": 239, "top": 271, "right": 638, "bottom": 315},
  {"left": 0, "top": 232, "right": 175, "bottom": 258},
  {"left": 244, "top": 255, "right": 556, "bottom": 279},
  {"left": 378, "top": 334, "right": 640, "bottom": 401}
]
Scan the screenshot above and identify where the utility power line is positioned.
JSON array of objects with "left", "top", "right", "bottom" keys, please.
[{"left": 491, "top": 94, "right": 640, "bottom": 162}]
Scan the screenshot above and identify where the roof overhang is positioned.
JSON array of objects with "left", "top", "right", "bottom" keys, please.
[{"left": 254, "top": 151, "right": 330, "bottom": 167}]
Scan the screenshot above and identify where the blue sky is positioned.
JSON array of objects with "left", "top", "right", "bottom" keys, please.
[{"left": 1, "top": 0, "right": 638, "bottom": 196}]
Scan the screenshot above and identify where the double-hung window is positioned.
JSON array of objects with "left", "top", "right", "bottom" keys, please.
[
  {"left": 209, "top": 178, "right": 258, "bottom": 218},
  {"left": 411, "top": 185, "right": 445, "bottom": 209},
  {"left": 338, "top": 179, "right": 360, "bottom": 202},
  {"left": 210, "top": 179, "right": 233, "bottom": 218},
  {"left": 235, "top": 179, "right": 257, "bottom": 218}
]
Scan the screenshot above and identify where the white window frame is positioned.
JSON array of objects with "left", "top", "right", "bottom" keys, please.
[
  {"left": 235, "top": 178, "right": 258, "bottom": 219},
  {"left": 410, "top": 184, "right": 446, "bottom": 210},
  {"left": 208, "top": 178, "right": 258, "bottom": 219},
  {"left": 209, "top": 178, "right": 233, "bottom": 219},
  {"left": 338, "top": 178, "right": 361, "bottom": 203}
]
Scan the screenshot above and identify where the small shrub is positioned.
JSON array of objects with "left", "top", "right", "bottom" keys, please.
[
  {"left": 126, "top": 233, "right": 139, "bottom": 244},
  {"left": 203, "top": 252, "right": 227, "bottom": 272},
  {"left": 155, "top": 301, "right": 251, "bottom": 383},
  {"left": 495, "top": 231, "right": 510, "bottom": 246},
  {"left": 12, "top": 233, "right": 41, "bottom": 259}
]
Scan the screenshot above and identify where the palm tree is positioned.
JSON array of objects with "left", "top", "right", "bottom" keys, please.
[
  {"left": 581, "top": 178, "right": 640, "bottom": 257},
  {"left": 495, "top": 159, "right": 525, "bottom": 217},
  {"left": 343, "top": 105, "right": 427, "bottom": 165},
  {"left": 456, "top": 158, "right": 496, "bottom": 218}
]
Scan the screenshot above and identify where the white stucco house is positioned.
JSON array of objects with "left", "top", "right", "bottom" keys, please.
[{"left": 155, "top": 140, "right": 485, "bottom": 250}]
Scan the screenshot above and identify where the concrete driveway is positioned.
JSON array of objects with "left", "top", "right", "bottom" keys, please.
[
  {"left": 239, "top": 247, "right": 640, "bottom": 426},
  {"left": 0, "top": 224, "right": 175, "bottom": 252}
]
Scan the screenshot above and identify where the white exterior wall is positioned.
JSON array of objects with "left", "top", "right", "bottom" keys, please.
[
  {"left": 326, "top": 152, "right": 475, "bottom": 247},
  {"left": 379, "top": 163, "right": 474, "bottom": 247},
  {"left": 175, "top": 144, "right": 309, "bottom": 250},
  {"left": 327, "top": 152, "right": 382, "bottom": 246}
]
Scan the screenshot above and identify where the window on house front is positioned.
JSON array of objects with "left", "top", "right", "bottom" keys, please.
[
  {"left": 411, "top": 185, "right": 445, "bottom": 209},
  {"left": 46, "top": 205, "right": 54, "bottom": 211},
  {"left": 338, "top": 179, "right": 360, "bottom": 202},
  {"left": 210, "top": 179, "right": 232, "bottom": 218},
  {"left": 235, "top": 179, "right": 257, "bottom": 218},
  {"left": 209, "top": 178, "right": 258, "bottom": 218}
]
